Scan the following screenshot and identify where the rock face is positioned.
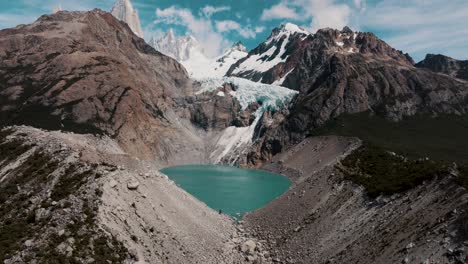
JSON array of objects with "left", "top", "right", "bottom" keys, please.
[
  {"left": 416, "top": 54, "right": 468, "bottom": 81},
  {"left": 110, "top": 0, "right": 144, "bottom": 38},
  {"left": 244, "top": 26, "right": 468, "bottom": 164},
  {"left": 0, "top": 10, "right": 196, "bottom": 161},
  {"left": 149, "top": 29, "right": 202, "bottom": 62}
]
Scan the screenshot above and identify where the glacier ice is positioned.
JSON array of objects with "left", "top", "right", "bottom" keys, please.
[{"left": 196, "top": 77, "right": 299, "bottom": 164}]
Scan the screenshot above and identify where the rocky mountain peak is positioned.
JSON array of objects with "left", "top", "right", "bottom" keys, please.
[
  {"left": 267, "top": 22, "right": 310, "bottom": 44},
  {"left": 110, "top": 0, "right": 144, "bottom": 38},
  {"left": 231, "top": 41, "right": 248, "bottom": 53},
  {"left": 52, "top": 5, "right": 62, "bottom": 14},
  {"left": 150, "top": 31, "right": 204, "bottom": 62},
  {"left": 0, "top": 9, "right": 190, "bottom": 159},
  {"left": 416, "top": 54, "right": 468, "bottom": 80}
]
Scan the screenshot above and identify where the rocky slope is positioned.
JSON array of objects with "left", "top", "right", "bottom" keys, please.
[
  {"left": 416, "top": 54, "right": 468, "bottom": 81},
  {"left": 245, "top": 136, "right": 468, "bottom": 264},
  {"left": 243, "top": 26, "right": 468, "bottom": 165},
  {"left": 0, "top": 126, "right": 257, "bottom": 263}
]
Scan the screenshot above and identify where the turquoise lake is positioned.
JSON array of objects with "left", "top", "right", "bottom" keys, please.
[{"left": 160, "top": 165, "right": 290, "bottom": 218}]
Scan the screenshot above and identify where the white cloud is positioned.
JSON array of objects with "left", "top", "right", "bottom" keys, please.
[
  {"left": 361, "top": 0, "right": 468, "bottom": 61},
  {"left": 261, "top": 0, "right": 353, "bottom": 31},
  {"left": 304, "top": 0, "right": 352, "bottom": 31},
  {"left": 215, "top": 20, "right": 259, "bottom": 38},
  {"left": 154, "top": 6, "right": 228, "bottom": 57},
  {"left": 260, "top": 3, "right": 301, "bottom": 21},
  {"left": 255, "top": 26, "right": 265, "bottom": 33},
  {"left": 200, "top": 5, "right": 231, "bottom": 18}
]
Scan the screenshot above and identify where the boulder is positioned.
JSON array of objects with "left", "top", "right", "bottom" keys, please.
[
  {"left": 241, "top": 240, "right": 257, "bottom": 255},
  {"left": 127, "top": 180, "right": 140, "bottom": 190}
]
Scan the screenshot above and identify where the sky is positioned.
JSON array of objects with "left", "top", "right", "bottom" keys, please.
[{"left": 0, "top": 0, "right": 467, "bottom": 61}]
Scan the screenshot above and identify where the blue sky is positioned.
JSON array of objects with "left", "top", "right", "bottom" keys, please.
[{"left": 0, "top": 0, "right": 467, "bottom": 61}]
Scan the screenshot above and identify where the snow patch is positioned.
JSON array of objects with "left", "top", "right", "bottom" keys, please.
[
  {"left": 272, "top": 68, "right": 294, "bottom": 86},
  {"left": 216, "top": 91, "right": 225, "bottom": 97}
]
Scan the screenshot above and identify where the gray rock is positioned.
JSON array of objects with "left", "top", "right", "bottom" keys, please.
[
  {"left": 127, "top": 180, "right": 140, "bottom": 190},
  {"left": 109, "top": 179, "right": 118, "bottom": 188},
  {"left": 24, "top": 240, "right": 34, "bottom": 247},
  {"left": 241, "top": 240, "right": 257, "bottom": 255}
]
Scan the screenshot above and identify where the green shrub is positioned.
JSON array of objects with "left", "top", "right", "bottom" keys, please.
[
  {"left": 51, "top": 165, "right": 93, "bottom": 201},
  {"left": 340, "top": 144, "right": 449, "bottom": 198}
]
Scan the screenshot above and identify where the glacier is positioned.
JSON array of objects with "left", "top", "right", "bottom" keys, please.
[{"left": 196, "top": 77, "right": 299, "bottom": 164}]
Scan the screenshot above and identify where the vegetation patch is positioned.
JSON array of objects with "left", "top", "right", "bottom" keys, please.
[
  {"left": 339, "top": 144, "right": 449, "bottom": 198},
  {"left": 314, "top": 112, "right": 468, "bottom": 163},
  {"left": 51, "top": 165, "right": 94, "bottom": 201}
]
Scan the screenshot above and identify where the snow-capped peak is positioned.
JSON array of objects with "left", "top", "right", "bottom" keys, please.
[
  {"left": 230, "top": 41, "right": 248, "bottom": 53},
  {"left": 282, "top": 23, "right": 310, "bottom": 35},
  {"left": 150, "top": 30, "right": 204, "bottom": 62},
  {"left": 150, "top": 31, "right": 248, "bottom": 79},
  {"left": 110, "top": 0, "right": 144, "bottom": 38},
  {"left": 266, "top": 23, "right": 310, "bottom": 45}
]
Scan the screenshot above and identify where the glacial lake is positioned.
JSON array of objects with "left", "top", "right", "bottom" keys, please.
[{"left": 160, "top": 165, "right": 290, "bottom": 218}]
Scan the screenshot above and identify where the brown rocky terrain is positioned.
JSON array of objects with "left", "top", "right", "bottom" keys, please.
[
  {"left": 0, "top": 9, "right": 208, "bottom": 164},
  {"left": 416, "top": 54, "right": 468, "bottom": 81}
]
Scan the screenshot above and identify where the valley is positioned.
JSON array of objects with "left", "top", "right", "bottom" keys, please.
[{"left": 0, "top": 1, "right": 467, "bottom": 263}]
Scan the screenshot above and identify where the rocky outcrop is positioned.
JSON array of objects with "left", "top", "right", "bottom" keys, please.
[
  {"left": 416, "top": 54, "right": 468, "bottom": 81},
  {"left": 110, "top": 0, "right": 144, "bottom": 38}
]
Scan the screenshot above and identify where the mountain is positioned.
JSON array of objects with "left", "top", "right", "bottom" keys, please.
[
  {"left": 0, "top": 9, "right": 283, "bottom": 263},
  {"left": 0, "top": 9, "right": 193, "bottom": 161},
  {"left": 183, "top": 41, "right": 248, "bottom": 79},
  {"left": 150, "top": 31, "right": 248, "bottom": 79},
  {"left": 110, "top": 0, "right": 144, "bottom": 38},
  {"left": 2, "top": 7, "right": 468, "bottom": 264},
  {"left": 246, "top": 26, "right": 468, "bottom": 164},
  {"left": 416, "top": 54, "right": 468, "bottom": 81},
  {"left": 149, "top": 29, "right": 203, "bottom": 62},
  {"left": 227, "top": 23, "right": 310, "bottom": 84}
]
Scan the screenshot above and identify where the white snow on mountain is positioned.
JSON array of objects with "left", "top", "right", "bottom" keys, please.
[
  {"left": 185, "top": 42, "right": 248, "bottom": 79},
  {"left": 265, "top": 23, "right": 310, "bottom": 45},
  {"left": 150, "top": 31, "right": 248, "bottom": 79},
  {"left": 230, "top": 23, "right": 310, "bottom": 79},
  {"left": 110, "top": 0, "right": 144, "bottom": 38},
  {"left": 196, "top": 77, "right": 299, "bottom": 164},
  {"left": 149, "top": 30, "right": 203, "bottom": 62}
]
